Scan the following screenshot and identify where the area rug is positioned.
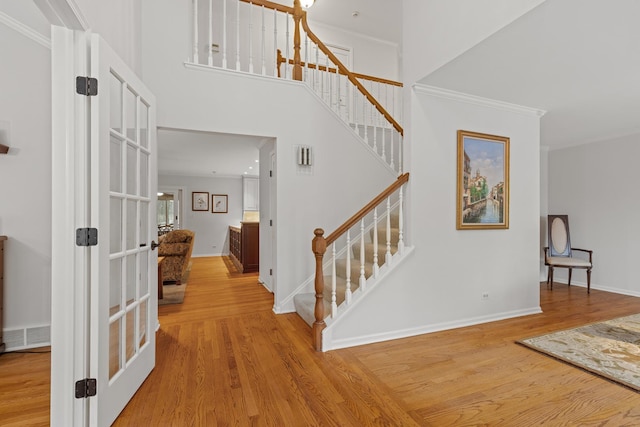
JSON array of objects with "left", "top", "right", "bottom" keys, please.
[
  {"left": 517, "top": 313, "right": 640, "bottom": 391},
  {"left": 159, "top": 262, "right": 191, "bottom": 306}
]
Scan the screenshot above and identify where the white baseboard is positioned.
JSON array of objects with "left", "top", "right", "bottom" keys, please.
[
  {"left": 323, "top": 307, "right": 542, "bottom": 352},
  {"left": 551, "top": 278, "right": 640, "bottom": 298}
]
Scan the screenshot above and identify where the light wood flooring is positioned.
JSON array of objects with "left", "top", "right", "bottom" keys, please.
[{"left": 2, "top": 256, "right": 640, "bottom": 425}]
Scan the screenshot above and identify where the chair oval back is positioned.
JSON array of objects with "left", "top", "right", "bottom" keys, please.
[{"left": 548, "top": 215, "right": 572, "bottom": 257}]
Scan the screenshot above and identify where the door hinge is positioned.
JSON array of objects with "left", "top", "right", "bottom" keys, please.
[
  {"left": 269, "top": 170, "right": 272, "bottom": 177},
  {"left": 270, "top": 219, "right": 273, "bottom": 226},
  {"left": 75, "top": 378, "right": 97, "bottom": 398},
  {"left": 76, "top": 228, "right": 98, "bottom": 246},
  {"left": 76, "top": 76, "right": 98, "bottom": 96},
  {"left": 270, "top": 268, "right": 273, "bottom": 276}
]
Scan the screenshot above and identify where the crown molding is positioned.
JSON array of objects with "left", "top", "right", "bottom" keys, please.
[
  {"left": 0, "top": 11, "right": 51, "bottom": 49},
  {"left": 413, "top": 84, "right": 546, "bottom": 118}
]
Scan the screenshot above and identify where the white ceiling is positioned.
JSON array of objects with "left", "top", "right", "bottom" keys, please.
[
  {"left": 158, "top": 128, "right": 266, "bottom": 178},
  {"left": 419, "top": 0, "right": 640, "bottom": 149}
]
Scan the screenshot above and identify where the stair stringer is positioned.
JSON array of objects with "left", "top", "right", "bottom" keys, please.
[{"left": 320, "top": 246, "right": 415, "bottom": 351}]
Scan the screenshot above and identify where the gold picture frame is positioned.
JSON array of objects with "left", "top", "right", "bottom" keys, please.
[{"left": 456, "top": 130, "right": 509, "bottom": 230}]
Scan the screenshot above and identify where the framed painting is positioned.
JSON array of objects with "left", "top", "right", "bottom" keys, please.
[
  {"left": 192, "top": 191, "right": 209, "bottom": 211},
  {"left": 456, "top": 130, "right": 509, "bottom": 230},
  {"left": 212, "top": 194, "right": 228, "bottom": 213}
]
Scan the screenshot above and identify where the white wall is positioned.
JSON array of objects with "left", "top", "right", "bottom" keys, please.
[
  {"left": 142, "top": 0, "right": 397, "bottom": 311},
  {"left": 74, "top": 0, "right": 143, "bottom": 75},
  {"left": 307, "top": 20, "right": 400, "bottom": 81},
  {"left": 326, "top": 87, "right": 543, "bottom": 349},
  {"left": 158, "top": 175, "right": 243, "bottom": 256},
  {"left": 0, "top": 5, "right": 52, "bottom": 343},
  {"left": 548, "top": 133, "right": 640, "bottom": 295},
  {"left": 403, "top": 0, "right": 546, "bottom": 85}
]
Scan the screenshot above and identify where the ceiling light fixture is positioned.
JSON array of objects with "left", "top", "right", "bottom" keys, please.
[{"left": 300, "top": 0, "right": 315, "bottom": 8}]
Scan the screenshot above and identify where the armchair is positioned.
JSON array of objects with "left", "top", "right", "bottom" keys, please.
[
  {"left": 544, "top": 215, "right": 593, "bottom": 293},
  {"left": 158, "top": 229, "right": 195, "bottom": 285}
]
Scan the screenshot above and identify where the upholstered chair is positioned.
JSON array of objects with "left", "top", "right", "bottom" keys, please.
[{"left": 158, "top": 229, "right": 195, "bottom": 285}]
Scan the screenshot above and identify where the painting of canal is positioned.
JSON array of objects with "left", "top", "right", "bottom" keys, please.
[{"left": 456, "top": 130, "right": 510, "bottom": 230}]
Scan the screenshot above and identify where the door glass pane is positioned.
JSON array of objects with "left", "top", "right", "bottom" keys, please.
[
  {"left": 140, "top": 152, "right": 149, "bottom": 197},
  {"left": 110, "top": 258, "right": 122, "bottom": 311},
  {"left": 126, "top": 200, "right": 137, "bottom": 250},
  {"left": 125, "top": 87, "right": 137, "bottom": 142},
  {"left": 139, "top": 300, "right": 147, "bottom": 348},
  {"left": 110, "top": 197, "right": 123, "bottom": 253},
  {"left": 126, "top": 308, "right": 135, "bottom": 363},
  {"left": 140, "top": 201, "right": 148, "bottom": 246},
  {"left": 140, "top": 101, "right": 149, "bottom": 148},
  {"left": 109, "top": 317, "right": 122, "bottom": 379},
  {"left": 110, "top": 136, "right": 122, "bottom": 192},
  {"left": 140, "top": 252, "right": 149, "bottom": 296},
  {"left": 110, "top": 73, "right": 122, "bottom": 133},
  {"left": 126, "top": 254, "right": 136, "bottom": 304},
  {"left": 126, "top": 144, "right": 137, "bottom": 195}
]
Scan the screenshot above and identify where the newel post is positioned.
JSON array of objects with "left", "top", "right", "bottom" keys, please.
[
  {"left": 311, "top": 228, "right": 327, "bottom": 351},
  {"left": 292, "top": 0, "right": 303, "bottom": 81}
]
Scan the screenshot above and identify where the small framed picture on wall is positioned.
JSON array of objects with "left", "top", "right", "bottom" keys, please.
[
  {"left": 212, "top": 194, "right": 228, "bottom": 213},
  {"left": 192, "top": 191, "right": 209, "bottom": 211}
]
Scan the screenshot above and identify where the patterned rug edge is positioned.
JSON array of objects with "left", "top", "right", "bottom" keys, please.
[
  {"left": 516, "top": 313, "right": 640, "bottom": 393},
  {"left": 515, "top": 339, "right": 640, "bottom": 393}
]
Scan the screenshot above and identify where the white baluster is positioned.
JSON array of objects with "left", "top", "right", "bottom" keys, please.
[
  {"left": 390, "top": 128, "right": 395, "bottom": 172},
  {"left": 331, "top": 243, "right": 337, "bottom": 317},
  {"left": 284, "top": 12, "right": 289, "bottom": 79},
  {"left": 337, "top": 73, "right": 342, "bottom": 117},
  {"left": 399, "top": 134, "right": 403, "bottom": 174},
  {"left": 304, "top": 33, "right": 309, "bottom": 82},
  {"left": 345, "top": 230, "right": 352, "bottom": 304},
  {"left": 372, "top": 111, "right": 378, "bottom": 154},
  {"left": 373, "top": 207, "right": 379, "bottom": 278},
  {"left": 359, "top": 219, "right": 366, "bottom": 290},
  {"left": 236, "top": 0, "right": 241, "bottom": 70},
  {"left": 207, "top": 0, "right": 212, "bottom": 66},
  {"left": 363, "top": 93, "right": 368, "bottom": 144},
  {"left": 249, "top": 3, "right": 254, "bottom": 73},
  {"left": 398, "top": 186, "right": 405, "bottom": 254},
  {"left": 313, "top": 45, "right": 321, "bottom": 93},
  {"left": 273, "top": 8, "right": 278, "bottom": 76},
  {"left": 386, "top": 197, "right": 392, "bottom": 265},
  {"left": 261, "top": 5, "right": 266, "bottom": 75},
  {"left": 193, "top": 0, "right": 199, "bottom": 63},
  {"left": 325, "top": 54, "right": 330, "bottom": 105},
  {"left": 222, "top": 0, "right": 227, "bottom": 68}
]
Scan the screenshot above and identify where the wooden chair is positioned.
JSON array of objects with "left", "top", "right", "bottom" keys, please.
[{"left": 544, "top": 215, "right": 593, "bottom": 293}]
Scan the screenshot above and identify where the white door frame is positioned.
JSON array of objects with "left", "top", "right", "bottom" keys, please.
[{"left": 50, "top": 25, "right": 91, "bottom": 426}]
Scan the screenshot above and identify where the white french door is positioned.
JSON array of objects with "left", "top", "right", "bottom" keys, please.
[{"left": 89, "top": 34, "right": 157, "bottom": 426}]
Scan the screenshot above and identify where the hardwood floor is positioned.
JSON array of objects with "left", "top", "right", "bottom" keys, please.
[{"left": 3, "top": 256, "right": 640, "bottom": 425}]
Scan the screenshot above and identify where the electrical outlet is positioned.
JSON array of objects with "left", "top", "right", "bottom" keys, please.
[{"left": 482, "top": 292, "right": 489, "bottom": 300}]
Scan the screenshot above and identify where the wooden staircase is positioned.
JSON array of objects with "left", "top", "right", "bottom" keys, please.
[{"left": 293, "top": 213, "right": 400, "bottom": 326}]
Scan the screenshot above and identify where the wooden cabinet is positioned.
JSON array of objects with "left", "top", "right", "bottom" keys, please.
[
  {"left": 0, "top": 236, "right": 6, "bottom": 353},
  {"left": 243, "top": 177, "right": 259, "bottom": 211},
  {"left": 229, "top": 223, "right": 259, "bottom": 273}
]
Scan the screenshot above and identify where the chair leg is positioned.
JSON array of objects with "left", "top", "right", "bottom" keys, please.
[
  {"left": 549, "top": 267, "right": 554, "bottom": 290},
  {"left": 587, "top": 269, "right": 591, "bottom": 294},
  {"left": 568, "top": 268, "right": 572, "bottom": 286}
]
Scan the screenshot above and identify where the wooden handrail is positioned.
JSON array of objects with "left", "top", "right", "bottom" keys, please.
[
  {"left": 325, "top": 173, "right": 409, "bottom": 246},
  {"left": 300, "top": 14, "right": 403, "bottom": 136},
  {"left": 277, "top": 54, "right": 403, "bottom": 87},
  {"left": 239, "top": 0, "right": 294, "bottom": 14},
  {"left": 311, "top": 173, "right": 409, "bottom": 350}
]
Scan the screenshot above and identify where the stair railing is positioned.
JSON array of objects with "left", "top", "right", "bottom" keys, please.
[
  {"left": 189, "top": 0, "right": 404, "bottom": 173},
  {"left": 311, "top": 173, "right": 409, "bottom": 350}
]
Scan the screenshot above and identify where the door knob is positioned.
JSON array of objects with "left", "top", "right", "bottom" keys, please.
[{"left": 151, "top": 240, "right": 160, "bottom": 250}]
